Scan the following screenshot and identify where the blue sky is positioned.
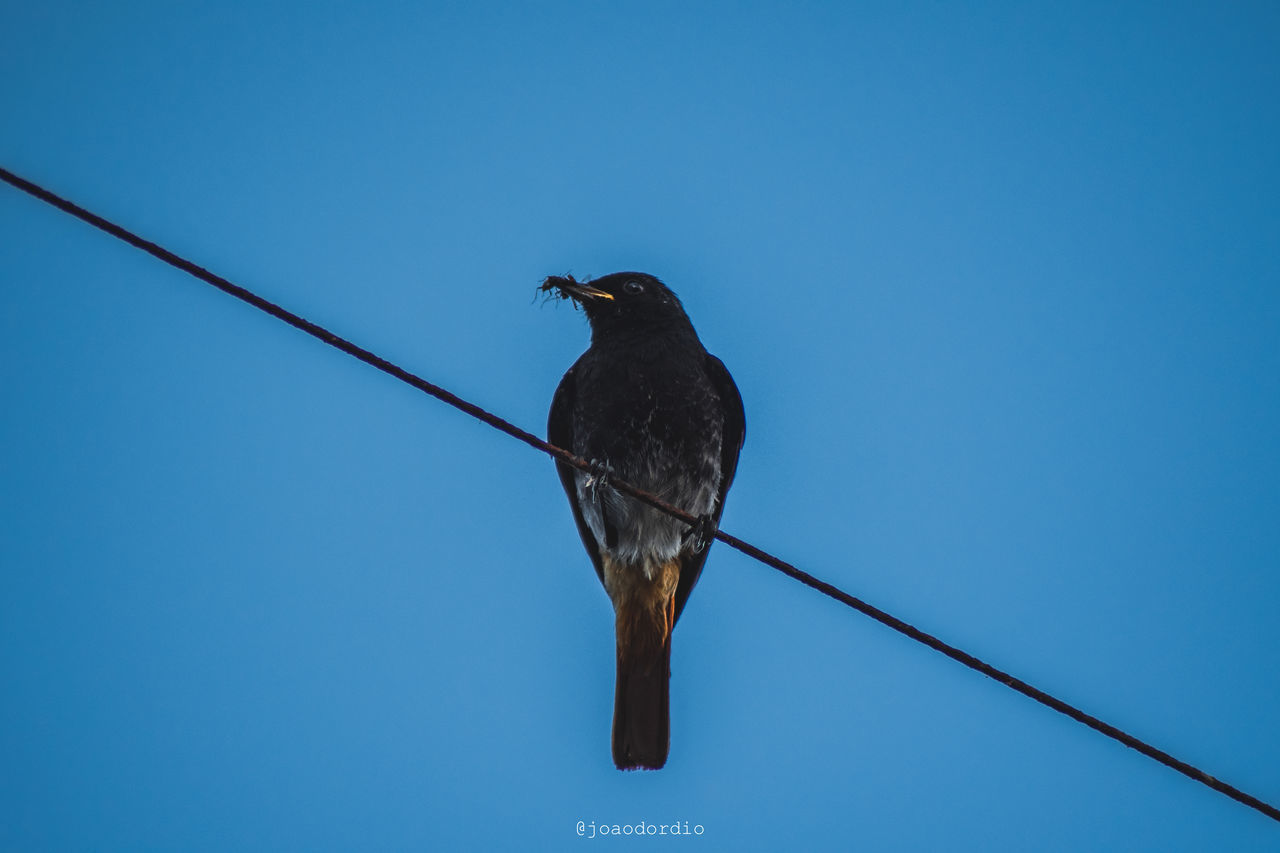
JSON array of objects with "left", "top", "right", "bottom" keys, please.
[{"left": 2, "top": 2, "right": 1278, "bottom": 850}]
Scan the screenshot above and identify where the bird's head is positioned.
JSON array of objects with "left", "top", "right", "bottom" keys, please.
[{"left": 540, "top": 272, "right": 694, "bottom": 340}]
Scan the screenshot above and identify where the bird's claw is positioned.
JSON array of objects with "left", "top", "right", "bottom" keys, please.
[
  {"left": 682, "top": 513, "right": 718, "bottom": 554},
  {"left": 584, "top": 459, "right": 614, "bottom": 499}
]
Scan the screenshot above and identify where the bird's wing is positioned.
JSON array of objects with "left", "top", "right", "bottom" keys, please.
[
  {"left": 548, "top": 362, "right": 605, "bottom": 586},
  {"left": 705, "top": 352, "right": 746, "bottom": 500},
  {"left": 673, "top": 352, "right": 746, "bottom": 622}
]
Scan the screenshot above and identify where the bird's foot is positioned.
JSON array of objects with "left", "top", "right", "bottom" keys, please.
[
  {"left": 682, "top": 513, "right": 718, "bottom": 554},
  {"left": 584, "top": 459, "right": 614, "bottom": 500}
]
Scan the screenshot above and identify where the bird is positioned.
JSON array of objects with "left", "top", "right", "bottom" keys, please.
[{"left": 544, "top": 271, "right": 745, "bottom": 770}]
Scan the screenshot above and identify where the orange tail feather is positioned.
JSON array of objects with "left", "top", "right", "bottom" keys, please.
[{"left": 606, "top": 558, "right": 679, "bottom": 770}]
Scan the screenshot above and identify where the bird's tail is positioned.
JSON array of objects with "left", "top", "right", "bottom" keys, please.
[{"left": 608, "top": 558, "right": 679, "bottom": 770}]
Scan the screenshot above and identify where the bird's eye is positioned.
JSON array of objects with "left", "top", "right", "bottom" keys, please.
[{"left": 623, "top": 280, "right": 644, "bottom": 295}]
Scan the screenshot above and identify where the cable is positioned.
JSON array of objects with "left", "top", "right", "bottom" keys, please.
[{"left": 2, "top": 164, "right": 1277, "bottom": 824}]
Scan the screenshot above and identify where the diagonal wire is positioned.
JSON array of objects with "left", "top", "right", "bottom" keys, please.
[{"left": 2, "top": 164, "right": 1277, "bottom": 824}]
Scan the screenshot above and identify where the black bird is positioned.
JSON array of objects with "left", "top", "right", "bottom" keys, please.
[{"left": 545, "top": 272, "right": 745, "bottom": 770}]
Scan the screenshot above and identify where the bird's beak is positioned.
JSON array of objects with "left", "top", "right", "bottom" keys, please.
[{"left": 556, "top": 282, "right": 614, "bottom": 302}]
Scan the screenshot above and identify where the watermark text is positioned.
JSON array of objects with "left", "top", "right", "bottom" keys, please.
[{"left": 576, "top": 820, "right": 705, "bottom": 839}]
